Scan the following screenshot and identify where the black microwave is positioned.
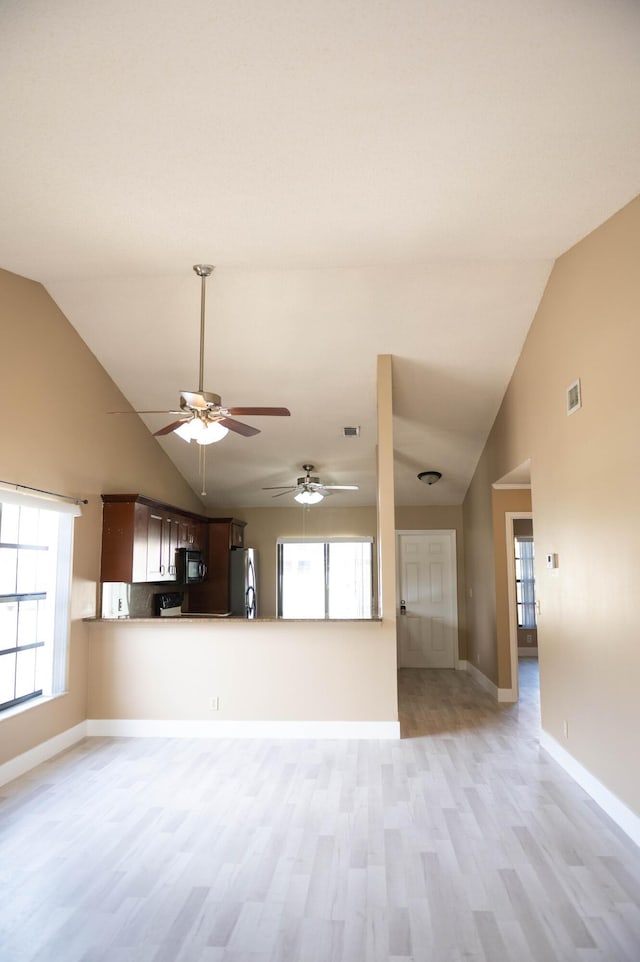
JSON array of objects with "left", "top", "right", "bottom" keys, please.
[{"left": 176, "top": 548, "right": 207, "bottom": 584}]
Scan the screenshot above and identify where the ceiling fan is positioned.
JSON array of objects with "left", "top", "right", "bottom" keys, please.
[
  {"left": 263, "top": 464, "right": 359, "bottom": 505},
  {"left": 111, "top": 264, "right": 290, "bottom": 445}
]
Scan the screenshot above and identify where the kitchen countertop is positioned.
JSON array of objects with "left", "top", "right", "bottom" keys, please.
[{"left": 86, "top": 615, "right": 382, "bottom": 623}]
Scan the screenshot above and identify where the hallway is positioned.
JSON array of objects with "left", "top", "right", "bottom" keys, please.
[
  {"left": 0, "top": 665, "right": 638, "bottom": 961},
  {"left": 398, "top": 657, "right": 540, "bottom": 738}
]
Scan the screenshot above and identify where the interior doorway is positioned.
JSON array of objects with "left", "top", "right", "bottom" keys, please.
[
  {"left": 395, "top": 530, "right": 458, "bottom": 668},
  {"left": 505, "top": 511, "right": 539, "bottom": 702}
]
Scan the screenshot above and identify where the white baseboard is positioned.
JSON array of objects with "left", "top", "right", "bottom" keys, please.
[
  {"left": 456, "top": 659, "right": 468, "bottom": 671},
  {"left": 0, "top": 721, "right": 88, "bottom": 789},
  {"left": 463, "top": 660, "right": 496, "bottom": 695},
  {"left": 0, "top": 718, "right": 400, "bottom": 788},
  {"left": 86, "top": 718, "right": 401, "bottom": 740},
  {"left": 4, "top": 719, "right": 637, "bottom": 849},
  {"left": 518, "top": 647, "right": 539, "bottom": 657},
  {"left": 462, "top": 661, "right": 515, "bottom": 702},
  {"left": 540, "top": 730, "right": 640, "bottom": 848},
  {"left": 464, "top": 661, "right": 498, "bottom": 697}
]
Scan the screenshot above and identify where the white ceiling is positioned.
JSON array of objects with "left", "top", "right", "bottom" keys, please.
[{"left": 1, "top": 1, "right": 639, "bottom": 508}]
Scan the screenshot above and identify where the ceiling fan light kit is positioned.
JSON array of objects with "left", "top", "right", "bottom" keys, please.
[
  {"left": 294, "top": 489, "right": 324, "bottom": 505},
  {"left": 174, "top": 417, "right": 229, "bottom": 445}
]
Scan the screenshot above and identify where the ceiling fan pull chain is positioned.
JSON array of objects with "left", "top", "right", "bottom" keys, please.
[{"left": 199, "top": 442, "right": 207, "bottom": 497}]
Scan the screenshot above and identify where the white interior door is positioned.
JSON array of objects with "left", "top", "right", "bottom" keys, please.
[{"left": 396, "top": 530, "right": 458, "bottom": 668}]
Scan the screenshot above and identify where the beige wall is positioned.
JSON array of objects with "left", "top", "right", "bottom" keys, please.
[
  {"left": 517, "top": 627, "right": 537, "bottom": 650},
  {"left": 395, "top": 504, "right": 467, "bottom": 660},
  {"left": 0, "top": 268, "right": 205, "bottom": 767},
  {"left": 87, "top": 618, "right": 396, "bottom": 721},
  {"left": 376, "top": 355, "right": 397, "bottom": 623},
  {"left": 463, "top": 194, "right": 640, "bottom": 816}
]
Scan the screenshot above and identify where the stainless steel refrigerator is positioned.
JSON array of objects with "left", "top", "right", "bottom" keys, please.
[{"left": 229, "top": 547, "right": 258, "bottom": 618}]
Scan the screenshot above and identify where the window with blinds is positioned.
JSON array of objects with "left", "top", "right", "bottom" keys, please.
[
  {"left": 277, "top": 537, "right": 373, "bottom": 619},
  {"left": 0, "top": 493, "right": 76, "bottom": 712},
  {"left": 514, "top": 535, "right": 537, "bottom": 629}
]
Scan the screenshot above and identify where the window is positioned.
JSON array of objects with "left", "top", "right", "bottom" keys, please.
[
  {"left": 277, "top": 538, "right": 373, "bottom": 619},
  {"left": 0, "top": 491, "right": 77, "bottom": 713},
  {"left": 514, "top": 535, "right": 536, "bottom": 629}
]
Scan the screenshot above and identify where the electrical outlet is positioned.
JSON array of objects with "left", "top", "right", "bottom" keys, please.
[{"left": 209, "top": 696, "right": 219, "bottom": 711}]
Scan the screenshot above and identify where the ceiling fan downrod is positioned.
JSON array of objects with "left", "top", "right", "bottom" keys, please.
[{"left": 193, "top": 264, "right": 214, "bottom": 394}]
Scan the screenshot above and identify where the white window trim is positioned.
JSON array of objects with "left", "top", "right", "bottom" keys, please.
[
  {"left": 276, "top": 537, "right": 374, "bottom": 619},
  {"left": 277, "top": 536, "right": 373, "bottom": 544},
  {"left": 0, "top": 489, "right": 79, "bottom": 709}
]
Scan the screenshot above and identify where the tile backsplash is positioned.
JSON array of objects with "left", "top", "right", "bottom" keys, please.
[{"left": 101, "top": 582, "right": 184, "bottom": 618}]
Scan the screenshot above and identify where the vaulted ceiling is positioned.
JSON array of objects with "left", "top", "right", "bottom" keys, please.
[{"left": 2, "top": 1, "right": 639, "bottom": 507}]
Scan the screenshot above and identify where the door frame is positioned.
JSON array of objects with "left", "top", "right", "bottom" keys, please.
[
  {"left": 505, "top": 511, "right": 533, "bottom": 702},
  {"left": 395, "top": 529, "right": 459, "bottom": 668}
]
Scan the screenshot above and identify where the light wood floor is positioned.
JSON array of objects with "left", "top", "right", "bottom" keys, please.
[{"left": 1, "top": 662, "right": 639, "bottom": 961}]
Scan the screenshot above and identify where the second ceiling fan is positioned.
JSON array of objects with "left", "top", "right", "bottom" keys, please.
[{"left": 263, "top": 464, "right": 359, "bottom": 505}]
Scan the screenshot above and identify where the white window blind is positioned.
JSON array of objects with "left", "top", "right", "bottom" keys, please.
[
  {"left": 515, "top": 536, "right": 536, "bottom": 629},
  {"left": 0, "top": 490, "right": 78, "bottom": 711}
]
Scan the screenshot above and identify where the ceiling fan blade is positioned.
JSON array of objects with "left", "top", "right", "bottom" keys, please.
[
  {"left": 226, "top": 407, "right": 291, "bottom": 417},
  {"left": 271, "top": 489, "right": 296, "bottom": 499},
  {"left": 322, "top": 485, "right": 360, "bottom": 490},
  {"left": 217, "top": 416, "right": 260, "bottom": 438},
  {"left": 108, "top": 409, "right": 182, "bottom": 415},
  {"left": 153, "top": 418, "right": 191, "bottom": 437},
  {"left": 262, "top": 485, "right": 297, "bottom": 491}
]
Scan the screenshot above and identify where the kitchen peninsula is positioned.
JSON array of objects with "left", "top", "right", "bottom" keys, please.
[
  {"left": 92, "top": 492, "right": 398, "bottom": 736},
  {"left": 85, "top": 614, "right": 396, "bottom": 736}
]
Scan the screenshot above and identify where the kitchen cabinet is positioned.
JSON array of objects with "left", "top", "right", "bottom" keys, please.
[
  {"left": 100, "top": 497, "right": 150, "bottom": 583},
  {"left": 145, "top": 510, "right": 163, "bottom": 581},
  {"left": 146, "top": 511, "right": 181, "bottom": 581},
  {"left": 186, "top": 518, "right": 246, "bottom": 613},
  {"left": 179, "top": 518, "right": 202, "bottom": 550},
  {"left": 101, "top": 495, "right": 208, "bottom": 584}
]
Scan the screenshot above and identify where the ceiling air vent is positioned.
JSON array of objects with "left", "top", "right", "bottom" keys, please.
[
  {"left": 343, "top": 426, "right": 360, "bottom": 437},
  {"left": 566, "top": 379, "right": 582, "bottom": 416}
]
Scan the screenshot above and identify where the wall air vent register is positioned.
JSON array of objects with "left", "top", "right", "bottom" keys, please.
[{"left": 566, "top": 378, "right": 582, "bottom": 416}]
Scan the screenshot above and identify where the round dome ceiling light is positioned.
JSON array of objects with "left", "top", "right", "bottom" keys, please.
[{"left": 417, "top": 471, "right": 442, "bottom": 485}]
